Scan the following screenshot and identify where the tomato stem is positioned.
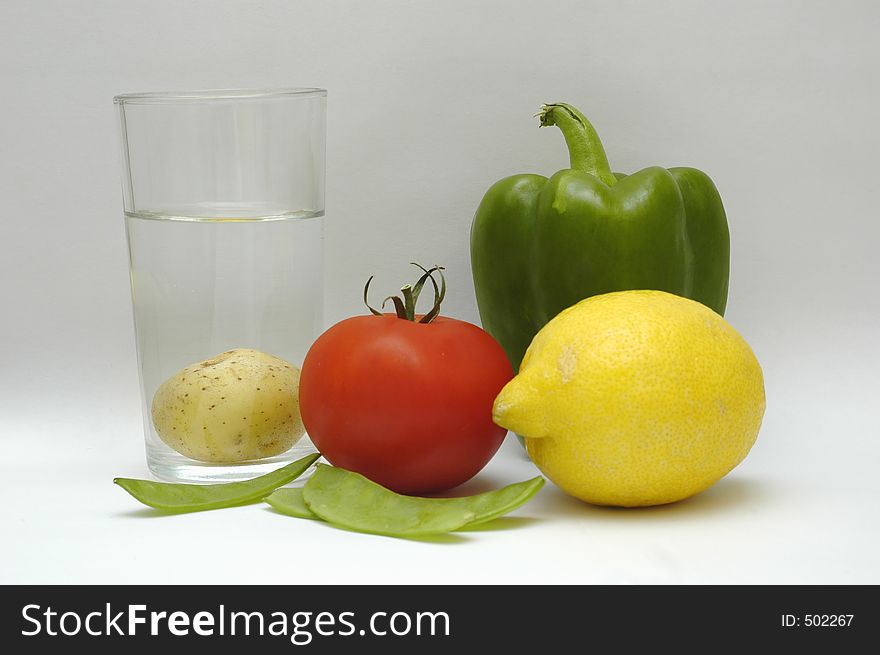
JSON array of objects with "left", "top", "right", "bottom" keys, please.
[
  {"left": 363, "top": 263, "right": 446, "bottom": 322},
  {"left": 363, "top": 276, "right": 383, "bottom": 317}
]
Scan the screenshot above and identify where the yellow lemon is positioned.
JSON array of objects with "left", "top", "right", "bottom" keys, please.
[{"left": 493, "top": 290, "right": 765, "bottom": 507}]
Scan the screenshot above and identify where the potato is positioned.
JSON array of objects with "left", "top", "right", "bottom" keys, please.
[{"left": 151, "top": 348, "right": 305, "bottom": 463}]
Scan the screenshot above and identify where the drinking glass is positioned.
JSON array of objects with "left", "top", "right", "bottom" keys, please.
[{"left": 115, "top": 88, "right": 326, "bottom": 482}]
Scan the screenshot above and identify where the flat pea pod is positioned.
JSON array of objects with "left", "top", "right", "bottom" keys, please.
[
  {"left": 281, "top": 464, "right": 544, "bottom": 537},
  {"left": 264, "top": 488, "right": 319, "bottom": 520},
  {"left": 443, "top": 475, "right": 545, "bottom": 526},
  {"left": 114, "top": 453, "right": 320, "bottom": 513},
  {"left": 300, "top": 465, "right": 475, "bottom": 536}
]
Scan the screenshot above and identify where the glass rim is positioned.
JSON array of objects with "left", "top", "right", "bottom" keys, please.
[{"left": 113, "top": 87, "right": 327, "bottom": 105}]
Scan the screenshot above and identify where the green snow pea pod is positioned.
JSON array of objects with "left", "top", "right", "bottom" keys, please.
[
  {"left": 114, "top": 453, "right": 320, "bottom": 513},
  {"left": 445, "top": 475, "right": 545, "bottom": 526},
  {"left": 270, "top": 464, "right": 544, "bottom": 537},
  {"left": 300, "top": 465, "right": 475, "bottom": 536},
  {"left": 265, "top": 487, "right": 318, "bottom": 520}
]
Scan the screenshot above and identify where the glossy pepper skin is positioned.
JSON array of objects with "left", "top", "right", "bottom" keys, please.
[{"left": 470, "top": 103, "right": 730, "bottom": 372}]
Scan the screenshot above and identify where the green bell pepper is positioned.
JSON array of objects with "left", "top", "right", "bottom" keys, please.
[{"left": 470, "top": 102, "right": 730, "bottom": 372}]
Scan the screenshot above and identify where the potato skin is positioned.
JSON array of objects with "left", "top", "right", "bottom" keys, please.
[{"left": 151, "top": 349, "right": 305, "bottom": 463}]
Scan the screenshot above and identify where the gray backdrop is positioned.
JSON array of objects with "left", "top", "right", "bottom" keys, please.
[{"left": 1, "top": 0, "right": 877, "bottom": 583}]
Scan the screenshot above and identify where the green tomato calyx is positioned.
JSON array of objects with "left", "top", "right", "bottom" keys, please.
[{"left": 363, "top": 263, "right": 446, "bottom": 323}]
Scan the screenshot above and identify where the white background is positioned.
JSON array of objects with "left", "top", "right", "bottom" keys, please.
[{"left": 1, "top": 0, "right": 878, "bottom": 583}]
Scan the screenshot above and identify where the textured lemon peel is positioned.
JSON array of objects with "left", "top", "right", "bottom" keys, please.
[{"left": 494, "top": 290, "right": 765, "bottom": 507}]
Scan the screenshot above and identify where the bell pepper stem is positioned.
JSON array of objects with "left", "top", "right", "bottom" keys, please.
[{"left": 539, "top": 103, "right": 617, "bottom": 186}]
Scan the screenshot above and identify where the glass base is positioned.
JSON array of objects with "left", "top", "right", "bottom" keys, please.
[{"left": 146, "top": 434, "right": 319, "bottom": 484}]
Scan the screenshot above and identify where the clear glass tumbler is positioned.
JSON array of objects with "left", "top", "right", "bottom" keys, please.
[{"left": 115, "top": 88, "right": 326, "bottom": 483}]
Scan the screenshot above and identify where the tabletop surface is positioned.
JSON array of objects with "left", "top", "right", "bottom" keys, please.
[
  {"left": 2, "top": 0, "right": 879, "bottom": 587},
  {"left": 3, "top": 396, "right": 876, "bottom": 585}
]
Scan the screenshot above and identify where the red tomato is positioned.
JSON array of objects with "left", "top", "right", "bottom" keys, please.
[{"left": 299, "top": 313, "right": 513, "bottom": 494}]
